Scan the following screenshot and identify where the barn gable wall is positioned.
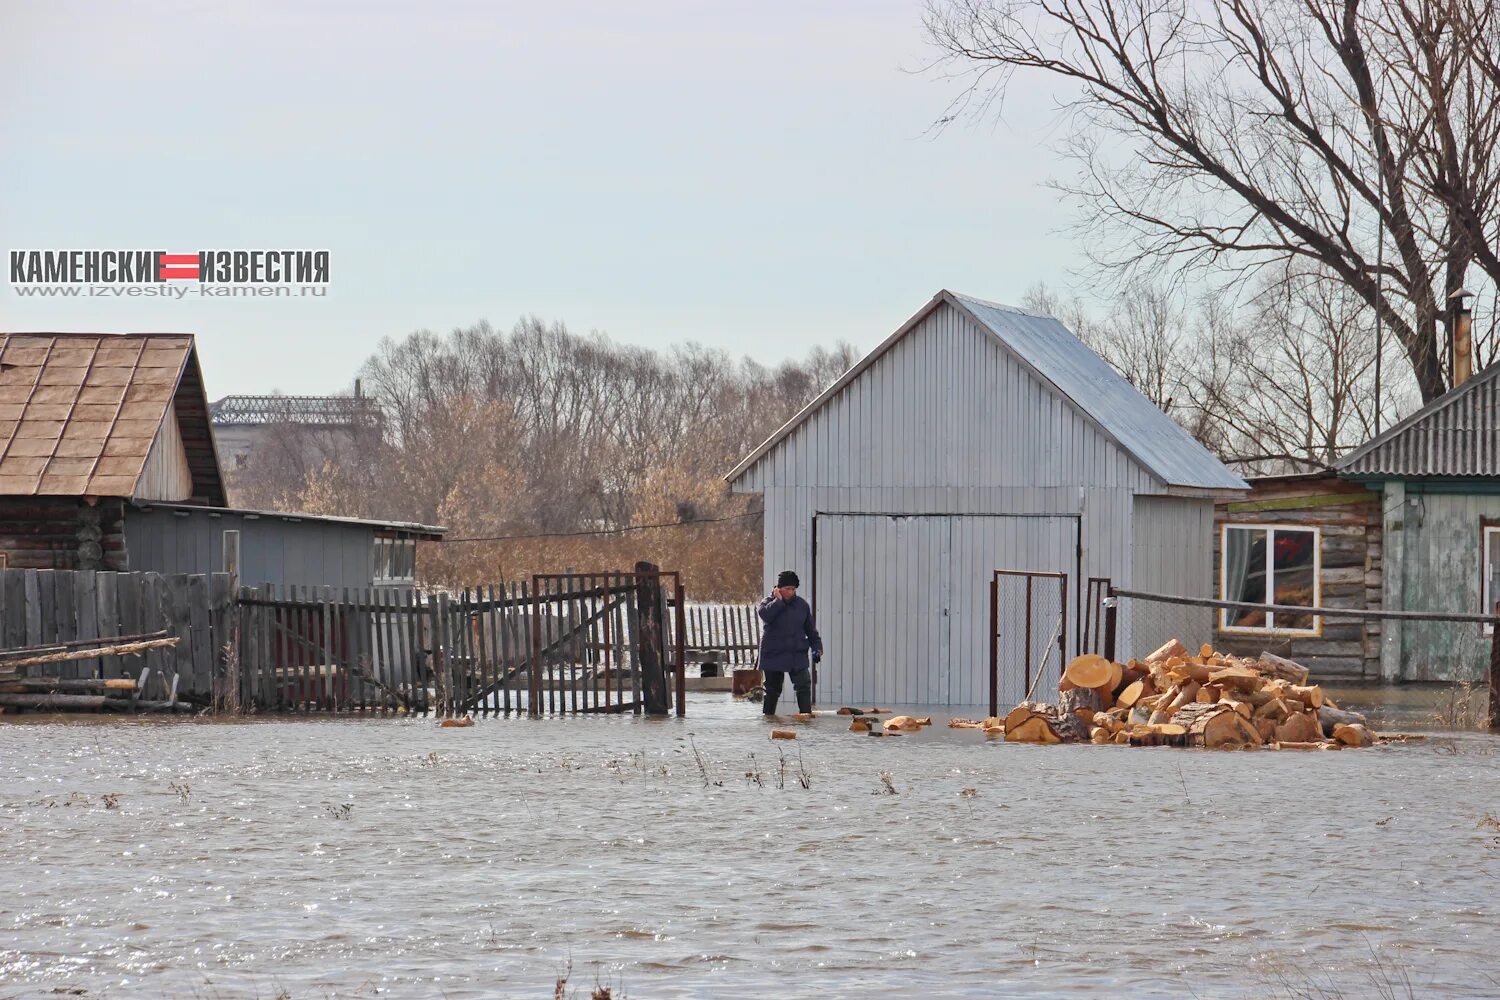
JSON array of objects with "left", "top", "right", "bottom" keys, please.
[{"left": 734, "top": 302, "right": 1162, "bottom": 495}]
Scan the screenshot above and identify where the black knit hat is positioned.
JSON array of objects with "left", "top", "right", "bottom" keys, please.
[{"left": 776, "top": 570, "right": 800, "bottom": 588}]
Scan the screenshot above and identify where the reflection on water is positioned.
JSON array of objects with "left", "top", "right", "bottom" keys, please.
[{"left": 2, "top": 691, "right": 1499, "bottom": 999}]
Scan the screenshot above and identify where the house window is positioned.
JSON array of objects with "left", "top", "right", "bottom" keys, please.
[
  {"left": 374, "top": 538, "right": 416, "bottom": 584},
  {"left": 1483, "top": 526, "right": 1500, "bottom": 636},
  {"left": 1219, "top": 524, "right": 1321, "bottom": 634}
]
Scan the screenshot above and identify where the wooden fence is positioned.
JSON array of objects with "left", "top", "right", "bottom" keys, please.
[
  {"left": 232, "top": 568, "right": 687, "bottom": 717},
  {"left": 0, "top": 568, "right": 234, "bottom": 703},
  {"left": 0, "top": 566, "right": 690, "bottom": 717},
  {"left": 681, "top": 603, "right": 760, "bottom": 666}
]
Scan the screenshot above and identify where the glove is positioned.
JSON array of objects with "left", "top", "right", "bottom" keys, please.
[{"left": 812, "top": 652, "right": 822, "bottom": 664}]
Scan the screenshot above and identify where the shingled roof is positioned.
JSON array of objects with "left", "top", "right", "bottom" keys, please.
[{"left": 0, "top": 333, "right": 226, "bottom": 504}]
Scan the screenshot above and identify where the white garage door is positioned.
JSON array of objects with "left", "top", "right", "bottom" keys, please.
[{"left": 813, "top": 514, "right": 1077, "bottom": 706}]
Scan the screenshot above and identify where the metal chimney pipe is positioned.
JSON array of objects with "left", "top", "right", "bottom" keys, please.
[{"left": 1450, "top": 288, "right": 1474, "bottom": 388}]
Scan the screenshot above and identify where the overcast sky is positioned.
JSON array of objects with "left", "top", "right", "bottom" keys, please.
[{"left": 1, "top": 0, "right": 1080, "bottom": 398}]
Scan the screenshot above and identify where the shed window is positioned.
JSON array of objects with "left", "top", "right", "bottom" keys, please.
[
  {"left": 1484, "top": 526, "right": 1500, "bottom": 636},
  {"left": 374, "top": 538, "right": 416, "bottom": 583},
  {"left": 1219, "top": 524, "right": 1320, "bottom": 635}
]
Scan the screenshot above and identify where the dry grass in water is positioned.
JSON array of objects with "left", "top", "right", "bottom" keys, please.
[{"left": 1430, "top": 681, "right": 1488, "bottom": 730}]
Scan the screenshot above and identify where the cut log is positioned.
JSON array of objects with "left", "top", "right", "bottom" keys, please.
[
  {"left": 1252, "top": 717, "right": 1277, "bottom": 742},
  {"left": 1208, "top": 667, "right": 1262, "bottom": 692},
  {"left": 1318, "top": 705, "right": 1368, "bottom": 737},
  {"left": 439, "top": 717, "right": 474, "bottom": 728},
  {"left": 883, "top": 715, "right": 924, "bottom": 732},
  {"left": 1090, "top": 726, "right": 1112, "bottom": 744},
  {"left": 1253, "top": 698, "right": 1290, "bottom": 722},
  {"left": 1196, "top": 684, "right": 1220, "bottom": 703},
  {"left": 849, "top": 719, "right": 870, "bottom": 732},
  {"left": 1059, "top": 686, "right": 1104, "bottom": 722},
  {"left": 1006, "top": 716, "right": 1061, "bottom": 743},
  {"left": 1166, "top": 681, "right": 1201, "bottom": 714},
  {"left": 1145, "top": 639, "right": 1188, "bottom": 663},
  {"left": 1181, "top": 702, "right": 1263, "bottom": 748},
  {"left": 1256, "top": 651, "right": 1311, "bottom": 684},
  {"left": 1274, "top": 711, "right": 1323, "bottom": 744},
  {"left": 1288, "top": 685, "right": 1324, "bottom": 709},
  {"left": 1220, "top": 697, "right": 1253, "bottom": 720},
  {"left": 1332, "top": 722, "right": 1374, "bottom": 748},
  {"left": 1117, "top": 680, "right": 1146, "bottom": 709},
  {"left": 1063, "top": 654, "right": 1112, "bottom": 690},
  {"left": 947, "top": 718, "right": 985, "bottom": 729},
  {"left": 1171, "top": 662, "right": 1212, "bottom": 685},
  {"left": 770, "top": 729, "right": 797, "bottom": 740},
  {"left": 1003, "top": 702, "right": 1088, "bottom": 743}
]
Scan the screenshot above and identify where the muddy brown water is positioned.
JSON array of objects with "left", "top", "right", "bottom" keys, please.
[{"left": 2, "top": 692, "right": 1499, "bottom": 999}]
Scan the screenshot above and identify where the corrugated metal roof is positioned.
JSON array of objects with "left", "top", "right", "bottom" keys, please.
[
  {"left": 950, "top": 293, "right": 1246, "bottom": 491},
  {"left": 726, "top": 290, "right": 1247, "bottom": 492},
  {"left": 0, "top": 332, "right": 201, "bottom": 497},
  {"left": 1337, "top": 362, "right": 1500, "bottom": 478}
]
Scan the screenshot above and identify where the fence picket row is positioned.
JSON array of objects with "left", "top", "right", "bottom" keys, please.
[{"left": 0, "top": 567, "right": 748, "bottom": 717}]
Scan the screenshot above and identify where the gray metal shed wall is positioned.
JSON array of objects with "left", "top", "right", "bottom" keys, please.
[
  {"left": 124, "top": 506, "right": 376, "bottom": 589},
  {"left": 1128, "top": 494, "right": 1215, "bottom": 659},
  {"left": 739, "top": 302, "right": 1165, "bottom": 594},
  {"left": 736, "top": 303, "right": 1233, "bottom": 705},
  {"left": 1393, "top": 489, "right": 1500, "bottom": 681}
]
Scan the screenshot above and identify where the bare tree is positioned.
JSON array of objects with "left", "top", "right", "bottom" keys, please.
[
  {"left": 232, "top": 317, "right": 857, "bottom": 596},
  {"left": 927, "top": 0, "right": 1500, "bottom": 402}
]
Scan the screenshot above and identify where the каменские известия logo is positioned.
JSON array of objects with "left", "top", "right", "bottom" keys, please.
[{"left": 8, "top": 249, "right": 330, "bottom": 298}]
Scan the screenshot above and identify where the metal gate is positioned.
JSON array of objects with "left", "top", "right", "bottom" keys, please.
[{"left": 988, "top": 569, "right": 1067, "bottom": 717}]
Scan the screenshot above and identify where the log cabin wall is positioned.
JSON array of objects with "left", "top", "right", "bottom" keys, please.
[
  {"left": 0, "top": 496, "right": 128, "bottom": 571},
  {"left": 1213, "top": 475, "right": 1381, "bottom": 680}
]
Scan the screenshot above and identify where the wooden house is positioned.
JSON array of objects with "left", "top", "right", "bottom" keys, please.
[
  {"left": 1215, "top": 363, "right": 1500, "bottom": 683},
  {"left": 727, "top": 290, "right": 1248, "bottom": 706},
  {"left": 1212, "top": 473, "right": 1382, "bottom": 680},
  {"left": 0, "top": 332, "right": 443, "bottom": 587}
]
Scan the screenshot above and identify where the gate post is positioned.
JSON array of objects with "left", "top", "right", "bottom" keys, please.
[
  {"left": 989, "top": 573, "right": 999, "bottom": 719},
  {"left": 1104, "top": 589, "right": 1118, "bottom": 663},
  {"left": 634, "top": 560, "right": 669, "bottom": 716},
  {"left": 673, "top": 576, "right": 687, "bottom": 717}
]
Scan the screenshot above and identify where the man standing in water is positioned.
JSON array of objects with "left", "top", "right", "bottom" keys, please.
[{"left": 757, "top": 570, "right": 822, "bottom": 716}]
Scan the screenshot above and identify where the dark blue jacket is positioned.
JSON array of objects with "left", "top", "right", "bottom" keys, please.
[{"left": 757, "top": 593, "right": 822, "bottom": 673}]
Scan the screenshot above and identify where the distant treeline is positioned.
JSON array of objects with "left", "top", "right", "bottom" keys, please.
[{"left": 226, "top": 318, "right": 856, "bottom": 600}]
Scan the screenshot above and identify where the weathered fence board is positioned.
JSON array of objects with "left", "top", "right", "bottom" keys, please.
[{"left": 0, "top": 568, "right": 233, "bottom": 704}]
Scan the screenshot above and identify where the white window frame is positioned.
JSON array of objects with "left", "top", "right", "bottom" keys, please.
[
  {"left": 1218, "top": 523, "right": 1322, "bottom": 636},
  {"left": 1483, "top": 525, "right": 1500, "bottom": 636}
]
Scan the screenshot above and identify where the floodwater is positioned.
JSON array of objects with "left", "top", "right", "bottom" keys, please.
[{"left": 2, "top": 693, "right": 1499, "bottom": 999}]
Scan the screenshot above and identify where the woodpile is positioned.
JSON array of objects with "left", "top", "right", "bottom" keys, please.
[
  {"left": 0, "top": 631, "right": 191, "bottom": 715},
  {"left": 998, "top": 642, "right": 1382, "bottom": 751}
]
